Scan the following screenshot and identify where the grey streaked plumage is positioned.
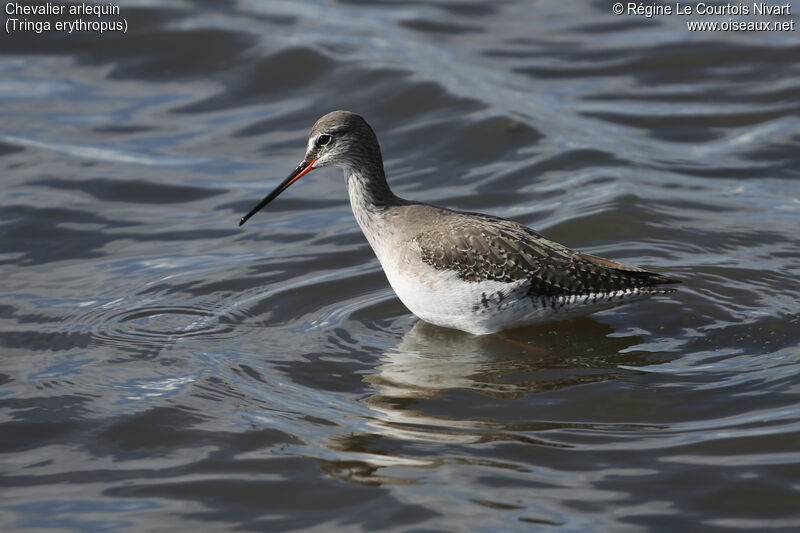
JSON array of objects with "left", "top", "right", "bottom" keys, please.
[
  {"left": 411, "top": 208, "right": 676, "bottom": 295},
  {"left": 240, "top": 110, "right": 679, "bottom": 334}
]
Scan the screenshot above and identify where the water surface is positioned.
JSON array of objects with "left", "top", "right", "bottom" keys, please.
[{"left": 1, "top": 1, "right": 799, "bottom": 531}]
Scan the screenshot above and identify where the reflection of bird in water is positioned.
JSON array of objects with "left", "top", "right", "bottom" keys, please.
[
  {"left": 239, "top": 111, "right": 679, "bottom": 335},
  {"left": 365, "top": 318, "right": 646, "bottom": 402},
  {"left": 322, "top": 319, "right": 660, "bottom": 484}
]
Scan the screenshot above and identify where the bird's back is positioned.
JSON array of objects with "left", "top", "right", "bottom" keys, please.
[{"left": 387, "top": 203, "right": 678, "bottom": 297}]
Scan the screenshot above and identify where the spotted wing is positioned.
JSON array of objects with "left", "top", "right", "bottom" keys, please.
[{"left": 413, "top": 212, "right": 678, "bottom": 296}]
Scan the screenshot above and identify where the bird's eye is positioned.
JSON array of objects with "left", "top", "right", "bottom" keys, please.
[{"left": 317, "top": 134, "right": 331, "bottom": 146}]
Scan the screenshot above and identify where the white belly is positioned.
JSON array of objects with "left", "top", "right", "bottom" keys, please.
[
  {"left": 377, "top": 254, "right": 653, "bottom": 335},
  {"left": 384, "top": 264, "right": 529, "bottom": 334}
]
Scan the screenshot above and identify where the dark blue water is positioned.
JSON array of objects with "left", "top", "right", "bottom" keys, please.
[{"left": 2, "top": 1, "right": 799, "bottom": 531}]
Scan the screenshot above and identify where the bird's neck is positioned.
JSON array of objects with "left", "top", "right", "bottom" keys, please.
[
  {"left": 345, "top": 166, "right": 405, "bottom": 257},
  {"left": 345, "top": 165, "right": 401, "bottom": 215}
]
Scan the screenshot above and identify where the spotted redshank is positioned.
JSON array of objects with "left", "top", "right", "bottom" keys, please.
[{"left": 240, "top": 111, "right": 679, "bottom": 335}]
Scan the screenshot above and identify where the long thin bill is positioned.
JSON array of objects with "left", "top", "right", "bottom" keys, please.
[{"left": 239, "top": 158, "right": 317, "bottom": 226}]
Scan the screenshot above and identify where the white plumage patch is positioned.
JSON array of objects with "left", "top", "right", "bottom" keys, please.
[{"left": 377, "top": 257, "right": 656, "bottom": 335}]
